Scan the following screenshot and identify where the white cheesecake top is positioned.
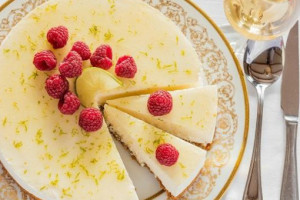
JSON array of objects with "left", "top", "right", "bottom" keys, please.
[
  {"left": 0, "top": 114, "right": 138, "bottom": 200},
  {"left": 0, "top": 0, "right": 203, "bottom": 105},
  {"left": 107, "top": 86, "right": 218, "bottom": 143},
  {"left": 104, "top": 105, "right": 207, "bottom": 197},
  {"left": 0, "top": 0, "right": 204, "bottom": 198}
]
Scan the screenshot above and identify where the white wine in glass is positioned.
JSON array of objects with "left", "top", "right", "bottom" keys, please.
[{"left": 224, "top": 0, "right": 300, "bottom": 40}]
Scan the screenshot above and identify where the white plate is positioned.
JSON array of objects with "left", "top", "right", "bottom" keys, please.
[{"left": 0, "top": 0, "right": 249, "bottom": 199}]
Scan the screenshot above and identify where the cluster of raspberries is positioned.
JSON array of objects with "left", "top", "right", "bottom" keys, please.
[
  {"left": 33, "top": 26, "right": 138, "bottom": 132},
  {"left": 33, "top": 26, "right": 179, "bottom": 166}
]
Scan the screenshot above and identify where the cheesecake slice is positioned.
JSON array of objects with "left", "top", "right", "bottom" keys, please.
[
  {"left": 104, "top": 105, "right": 207, "bottom": 198},
  {"left": 107, "top": 86, "right": 218, "bottom": 144}
]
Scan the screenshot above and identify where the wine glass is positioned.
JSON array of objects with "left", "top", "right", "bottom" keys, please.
[
  {"left": 224, "top": 0, "right": 299, "bottom": 40},
  {"left": 222, "top": 0, "right": 300, "bottom": 61}
]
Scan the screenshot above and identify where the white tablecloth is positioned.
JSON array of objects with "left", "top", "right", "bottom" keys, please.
[
  {"left": 0, "top": 0, "right": 299, "bottom": 199},
  {"left": 194, "top": 0, "right": 300, "bottom": 200}
]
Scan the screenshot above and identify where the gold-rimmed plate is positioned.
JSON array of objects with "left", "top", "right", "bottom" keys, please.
[{"left": 0, "top": 0, "right": 249, "bottom": 199}]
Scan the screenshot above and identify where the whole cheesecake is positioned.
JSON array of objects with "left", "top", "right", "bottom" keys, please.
[{"left": 0, "top": 0, "right": 208, "bottom": 199}]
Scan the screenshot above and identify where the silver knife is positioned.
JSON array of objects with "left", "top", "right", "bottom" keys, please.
[{"left": 281, "top": 21, "right": 299, "bottom": 200}]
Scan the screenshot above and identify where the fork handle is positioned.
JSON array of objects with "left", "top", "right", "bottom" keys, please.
[{"left": 281, "top": 119, "right": 299, "bottom": 200}]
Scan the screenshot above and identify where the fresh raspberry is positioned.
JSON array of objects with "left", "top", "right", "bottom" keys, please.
[
  {"left": 71, "top": 41, "right": 91, "bottom": 60},
  {"left": 147, "top": 90, "right": 173, "bottom": 116},
  {"left": 59, "top": 51, "right": 83, "bottom": 78},
  {"left": 33, "top": 50, "right": 57, "bottom": 71},
  {"left": 156, "top": 143, "right": 179, "bottom": 166},
  {"left": 47, "top": 26, "right": 69, "bottom": 49},
  {"left": 45, "top": 74, "right": 69, "bottom": 99},
  {"left": 58, "top": 91, "right": 80, "bottom": 115},
  {"left": 90, "top": 44, "right": 113, "bottom": 70},
  {"left": 79, "top": 108, "right": 103, "bottom": 132},
  {"left": 115, "top": 55, "right": 137, "bottom": 78}
]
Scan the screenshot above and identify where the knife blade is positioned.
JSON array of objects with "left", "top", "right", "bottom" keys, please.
[
  {"left": 281, "top": 22, "right": 299, "bottom": 117},
  {"left": 280, "top": 21, "right": 299, "bottom": 200}
]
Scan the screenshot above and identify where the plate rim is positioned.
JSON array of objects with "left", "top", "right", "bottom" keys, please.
[
  {"left": 0, "top": 0, "right": 250, "bottom": 199},
  {"left": 183, "top": 1, "right": 249, "bottom": 198}
]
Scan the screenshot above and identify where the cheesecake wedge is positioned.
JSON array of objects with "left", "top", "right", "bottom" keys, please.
[
  {"left": 107, "top": 86, "right": 218, "bottom": 144},
  {"left": 104, "top": 105, "right": 207, "bottom": 198}
]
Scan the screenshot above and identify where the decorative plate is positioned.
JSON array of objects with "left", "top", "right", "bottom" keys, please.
[{"left": 0, "top": 0, "right": 249, "bottom": 199}]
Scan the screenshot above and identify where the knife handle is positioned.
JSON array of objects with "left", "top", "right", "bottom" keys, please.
[{"left": 281, "top": 118, "right": 299, "bottom": 200}]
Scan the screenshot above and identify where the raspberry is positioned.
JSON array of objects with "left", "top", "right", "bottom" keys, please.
[
  {"left": 58, "top": 91, "right": 80, "bottom": 115},
  {"left": 71, "top": 41, "right": 91, "bottom": 60},
  {"left": 47, "top": 26, "right": 69, "bottom": 49},
  {"left": 79, "top": 108, "right": 103, "bottom": 132},
  {"left": 33, "top": 50, "right": 57, "bottom": 71},
  {"left": 45, "top": 74, "right": 69, "bottom": 99},
  {"left": 156, "top": 143, "right": 179, "bottom": 166},
  {"left": 59, "top": 51, "right": 83, "bottom": 78},
  {"left": 90, "top": 44, "right": 113, "bottom": 70},
  {"left": 147, "top": 90, "right": 173, "bottom": 116},
  {"left": 115, "top": 55, "right": 137, "bottom": 78}
]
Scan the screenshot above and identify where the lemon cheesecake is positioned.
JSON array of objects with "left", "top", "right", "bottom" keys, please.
[
  {"left": 107, "top": 86, "right": 218, "bottom": 143},
  {"left": 104, "top": 105, "right": 207, "bottom": 198},
  {"left": 0, "top": 0, "right": 210, "bottom": 198}
]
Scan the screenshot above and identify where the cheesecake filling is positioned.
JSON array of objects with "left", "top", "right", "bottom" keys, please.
[{"left": 104, "top": 105, "right": 207, "bottom": 197}]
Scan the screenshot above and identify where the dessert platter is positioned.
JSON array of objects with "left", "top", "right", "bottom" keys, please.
[{"left": 0, "top": 0, "right": 249, "bottom": 199}]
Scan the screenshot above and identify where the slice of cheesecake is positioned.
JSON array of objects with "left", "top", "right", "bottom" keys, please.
[
  {"left": 107, "top": 86, "right": 218, "bottom": 144},
  {"left": 104, "top": 105, "right": 207, "bottom": 198}
]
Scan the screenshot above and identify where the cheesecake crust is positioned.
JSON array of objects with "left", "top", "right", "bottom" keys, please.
[{"left": 107, "top": 122, "right": 205, "bottom": 200}]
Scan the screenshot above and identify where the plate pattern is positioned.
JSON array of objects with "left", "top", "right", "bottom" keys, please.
[
  {"left": 0, "top": 0, "right": 238, "bottom": 199},
  {"left": 145, "top": 1, "right": 238, "bottom": 199}
]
